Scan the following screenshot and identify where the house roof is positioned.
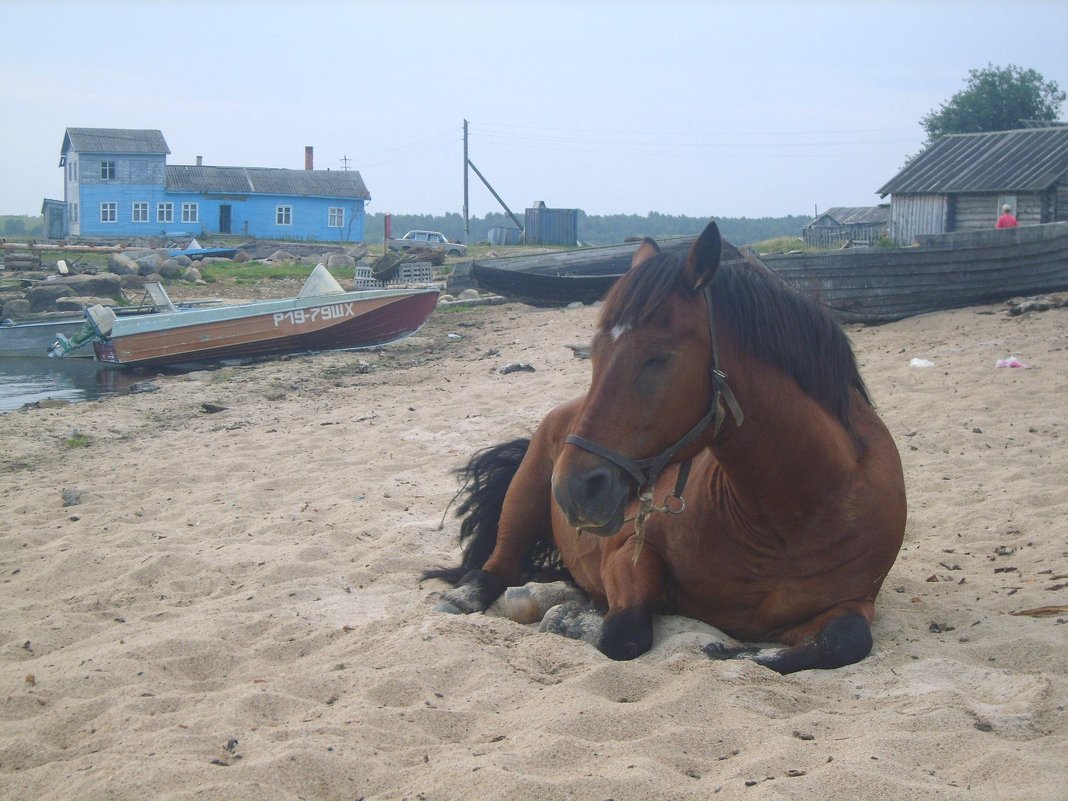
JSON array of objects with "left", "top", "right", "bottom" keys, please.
[
  {"left": 166, "top": 165, "right": 371, "bottom": 200},
  {"left": 62, "top": 128, "right": 170, "bottom": 156},
  {"left": 878, "top": 127, "right": 1068, "bottom": 196},
  {"left": 807, "top": 206, "right": 889, "bottom": 227}
]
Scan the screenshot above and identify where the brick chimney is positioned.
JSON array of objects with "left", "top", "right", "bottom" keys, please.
[
  {"left": 305, "top": 146, "right": 314, "bottom": 171},
  {"left": 196, "top": 155, "right": 203, "bottom": 166}
]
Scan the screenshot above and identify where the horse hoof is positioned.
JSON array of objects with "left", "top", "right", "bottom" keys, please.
[
  {"left": 433, "top": 600, "right": 465, "bottom": 615},
  {"left": 539, "top": 601, "right": 603, "bottom": 646}
]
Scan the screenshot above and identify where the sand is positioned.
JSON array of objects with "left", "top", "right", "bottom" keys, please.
[{"left": 1, "top": 297, "right": 1065, "bottom": 800}]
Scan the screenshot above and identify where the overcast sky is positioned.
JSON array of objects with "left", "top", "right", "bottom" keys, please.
[{"left": 2, "top": 0, "right": 1066, "bottom": 219}]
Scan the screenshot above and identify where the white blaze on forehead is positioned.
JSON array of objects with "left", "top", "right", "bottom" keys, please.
[{"left": 610, "top": 323, "right": 630, "bottom": 342}]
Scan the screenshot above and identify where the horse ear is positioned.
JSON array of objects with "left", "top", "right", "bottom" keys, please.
[
  {"left": 631, "top": 237, "right": 661, "bottom": 269},
  {"left": 685, "top": 221, "right": 722, "bottom": 290}
]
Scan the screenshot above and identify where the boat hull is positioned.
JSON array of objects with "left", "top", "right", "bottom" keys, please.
[
  {"left": 758, "top": 222, "right": 1068, "bottom": 323},
  {"left": 92, "top": 287, "right": 439, "bottom": 367}
]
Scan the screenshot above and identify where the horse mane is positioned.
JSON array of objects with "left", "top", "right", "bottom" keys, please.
[{"left": 599, "top": 254, "right": 872, "bottom": 431}]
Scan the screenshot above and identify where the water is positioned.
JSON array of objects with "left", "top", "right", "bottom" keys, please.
[{"left": 0, "top": 357, "right": 155, "bottom": 412}]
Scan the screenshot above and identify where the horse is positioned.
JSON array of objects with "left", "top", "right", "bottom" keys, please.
[{"left": 425, "top": 221, "right": 906, "bottom": 674}]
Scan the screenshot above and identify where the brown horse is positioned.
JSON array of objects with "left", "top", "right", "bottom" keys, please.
[{"left": 426, "top": 221, "right": 906, "bottom": 673}]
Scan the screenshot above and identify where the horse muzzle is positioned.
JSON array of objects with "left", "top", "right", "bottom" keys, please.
[{"left": 551, "top": 463, "right": 631, "bottom": 537}]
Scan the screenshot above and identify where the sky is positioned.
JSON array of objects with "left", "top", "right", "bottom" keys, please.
[{"left": 1, "top": 0, "right": 1066, "bottom": 220}]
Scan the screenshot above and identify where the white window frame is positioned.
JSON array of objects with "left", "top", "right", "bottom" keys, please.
[
  {"left": 181, "top": 203, "right": 199, "bottom": 224},
  {"left": 132, "top": 202, "right": 149, "bottom": 223},
  {"left": 100, "top": 160, "right": 115, "bottom": 180},
  {"left": 100, "top": 202, "right": 117, "bottom": 223},
  {"left": 276, "top": 205, "right": 292, "bottom": 226},
  {"left": 157, "top": 202, "right": 174, "bottom": 223},
  {"left": 328, "top": 207, "right": 344, "bottom": 228}
]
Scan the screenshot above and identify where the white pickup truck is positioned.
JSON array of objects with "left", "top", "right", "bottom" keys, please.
[{"left": 386, "top": 230, "right": 467, "bottom": 257}]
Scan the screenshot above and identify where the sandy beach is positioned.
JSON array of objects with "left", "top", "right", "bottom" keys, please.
[{"left": 1, "top": 295, "right": 1065, "bottom": 800}]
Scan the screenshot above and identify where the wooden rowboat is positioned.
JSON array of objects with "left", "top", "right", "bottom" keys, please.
[
  {"left": 751, "top": 221, "right": 1068, "bottom": 323},
  {"left": 468, "top": 236, "right": 743, "bottom": 307},
  {"left": 59, "top": 266, "right": 439, "bottom": 367}
]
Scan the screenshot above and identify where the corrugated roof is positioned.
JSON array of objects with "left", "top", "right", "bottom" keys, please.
[
  {"left": 878, "top": 127, "right": 1068, "bottom": 196},
  {"left": 809, "top": 206, "right": 889, "bottom": 226},
  {"left": 166, "top": 165, "right": 370, "bottom": 200},
  {"left": 62, "top": 127, "right": 170, "bottom": 155}
]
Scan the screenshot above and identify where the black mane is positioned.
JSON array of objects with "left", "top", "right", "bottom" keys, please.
[{"left": 599, "top": 254, "right": 871, "bottom": 431}]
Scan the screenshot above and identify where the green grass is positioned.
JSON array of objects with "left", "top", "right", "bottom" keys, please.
[{"left": 63, "top": 433, "right": 92, "bottom": 448}]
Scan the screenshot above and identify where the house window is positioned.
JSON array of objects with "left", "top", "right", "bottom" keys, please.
[
  {"left": 132, "top": 202, "right": 149, "bottom": 223},
  {"left": 100, "top": 161, "right": 115, "bottom": 180},
  {"left": 157, "top": 202, "right": 174, "bottom": 223},
  {"left": 100, "top": 202, "right": 117, "bottom": 223},
  {"left": 70, "top": 203, "right": 78, "bottom": 223},
  {"left": 328, "top": 207, "right": 344, "bottom": 228},
  {"left": 68, "top": 160, "right": 78, "bottom": 181},
  {"left": 181, "top": 203, "right": 199, "bottom": 224},
  {"left": 276, "top": 205, "right": 292, "bottom": 225}
]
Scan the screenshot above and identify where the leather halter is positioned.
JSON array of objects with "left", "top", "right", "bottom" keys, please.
[{"left": 564, "top": 282, "right": 744, "bottom": 502}]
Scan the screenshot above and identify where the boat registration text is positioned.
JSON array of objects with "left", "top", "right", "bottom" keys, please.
[{"left": 273, "top": 303, "right": 356, "bottom": 327}]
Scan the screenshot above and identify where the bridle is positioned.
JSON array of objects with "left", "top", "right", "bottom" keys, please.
[{"left": 563, "top": 282, "right": 744, "bottom": 559}]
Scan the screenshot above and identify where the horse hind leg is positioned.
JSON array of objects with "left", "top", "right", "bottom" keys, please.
[
  {"left": 703, "top": 609, "right": 873, "bottom": 674},
  {"left": 426, "top": 432, "right": 561, "bottom": 616}
]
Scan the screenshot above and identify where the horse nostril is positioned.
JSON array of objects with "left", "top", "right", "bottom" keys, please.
[{"left": 575, "top": 466, "right": 612, "bottom": 504}]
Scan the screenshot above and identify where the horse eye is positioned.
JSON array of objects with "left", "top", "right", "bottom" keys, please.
[{"left": 644, "top": 353, "right": 673, "bottom": 369}]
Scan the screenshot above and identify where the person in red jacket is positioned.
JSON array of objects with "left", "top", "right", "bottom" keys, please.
[{"left": 996, "top": 204, "right": 1018, "bottom": 228}]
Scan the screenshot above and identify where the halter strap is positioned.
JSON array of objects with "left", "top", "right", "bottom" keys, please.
[{"left": 564, "top": 283, "right": 743, "bottom": 496}]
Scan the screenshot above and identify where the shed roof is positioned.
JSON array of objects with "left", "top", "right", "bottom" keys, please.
[
  {"left": 62, "top": 128, "right": 170, "bottom": 156},
  {"left": 166, "top": 165, "right": 371, "bottom": 200},
  {"left": 807, "top": 206, "right": 889, "bottom": 227},
  {"left": 878, "top": 127, "right": 1068, "bottom": 196}
]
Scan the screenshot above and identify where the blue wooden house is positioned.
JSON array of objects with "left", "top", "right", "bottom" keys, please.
[{"left": 54, "top": 128, "right": 371, "bottom": 242}]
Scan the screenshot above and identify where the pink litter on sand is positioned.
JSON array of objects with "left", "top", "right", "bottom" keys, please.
[{"left": 996, "top": 357, "right": 1029, "bottom": 369}]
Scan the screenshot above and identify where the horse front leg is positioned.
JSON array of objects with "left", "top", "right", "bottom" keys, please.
[
  {"left": 541, "top": 537, "right": 666, "bottom": 661},
  {"left": 703, "top": 602, "right": 875, "bottom": 674}
]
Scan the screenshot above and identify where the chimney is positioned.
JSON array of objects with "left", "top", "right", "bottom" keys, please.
[
  {"left": 305, "top": 146, "right": 314, "bottom": 171},
  {"left": 196, "top": 155, "right": 203, "bottom": 166}
]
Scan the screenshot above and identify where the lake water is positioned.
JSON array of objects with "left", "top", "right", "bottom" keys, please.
[{"left": 0, "top": 357, "right": 155, "bottom": 412}]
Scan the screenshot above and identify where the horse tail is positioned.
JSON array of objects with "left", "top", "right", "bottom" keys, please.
[{"left": 424, "top": 437, "right": 568, "bottom": 586}]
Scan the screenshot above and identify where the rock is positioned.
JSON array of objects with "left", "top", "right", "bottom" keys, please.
[
  {"left": 500, "top": 363, "right": 536, "bottom": 375},
  {"left": 299, "top": 254, "right": 322, "bottom": 266},
  {"left": 326, "top": 253, "right": 356, "bottom": 270},
  {"left": 182, "top": 266, "right": 202, "bottom": 283},
  {"left": 26, "top": 284, "right": 77, "bottom": 312},
  {"left": 55, "top": 296, "right": 118, "bottom": 312},
  {"left": 119, "top": 274, "right": 149, "bottom": 289},
  {"left": 159, "top": 260, "right": 183, "bottom": 279},
  {"left": 134, "top": 253, "right": 164, "bottom": 274},
  {"left": 347, "top": 243, "right": 369, "bottom": 260},
  {"left": 173, "top": 254, "right": 193, "bottom": 267},
  {"left": 267, "top": 250, "right": 296, "bottom": 262},
  {"left": 233, "top": 250, "right": 251, "bottom": 263},
  {"left": 1, "top": 298, "right": 32, "bottom": 319},
  {"left": 61, "top": 488, "right": 82, "bottom": 507},
  {"left": 108, "top": 252, "right": 140, "bottom": 276},
  {"left": 458, "top": 289, "right": 480, "bottom": 300}
]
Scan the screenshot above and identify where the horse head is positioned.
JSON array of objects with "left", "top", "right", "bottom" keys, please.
[{"left": 552, "top": 221, "right": 731, "bottom": 536}]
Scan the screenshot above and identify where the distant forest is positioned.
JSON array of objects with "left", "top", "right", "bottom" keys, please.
[
  {"left": 367, "top": 211, "right": 809, "bottom": 247},
  {"left": 0, "top": 211, "right": 809, "bottom": 247}
]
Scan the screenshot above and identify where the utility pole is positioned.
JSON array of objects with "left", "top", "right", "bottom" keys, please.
[
  {"left": 463, "top": 120, "right": 470, "bottom": 241},
  {"left": 463, "top": 119, "right": 524, "bottom": 237}
]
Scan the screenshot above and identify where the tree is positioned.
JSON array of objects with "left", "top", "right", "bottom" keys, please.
[{"left": 920, "top": 63, "right": 1065, "bottom": 144}]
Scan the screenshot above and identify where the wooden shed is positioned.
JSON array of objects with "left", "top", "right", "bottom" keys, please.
[
  {"left": 803, "top": 206, "right": 889, "bottom": 248},
  {"left": 877, "top": 127, "right": 1068, "bottom": 244}
]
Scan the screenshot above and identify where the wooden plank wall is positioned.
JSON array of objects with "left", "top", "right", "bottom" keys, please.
[
  {"left": 888, "top": 194, "right": 946, "bottom": 244},
  {"left": 952, "top": 192, "right": 1044, "bottom": 229}
]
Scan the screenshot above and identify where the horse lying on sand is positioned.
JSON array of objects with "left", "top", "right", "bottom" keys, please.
[{"left": 425, "top": 221, "right": 906, "bottom": 674}]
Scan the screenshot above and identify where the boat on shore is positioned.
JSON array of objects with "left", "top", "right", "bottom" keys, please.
[
  {"left": 468, "top": 222, "right": 1068, "bottom": 323},
  {"left": 53, "top": 265, "right": 439, "bottom": 368},
  {"left": 468, "top": 236, "right": 744, "bottom": 307},
  {"left": 750, "top": 221, "right": 1068, "bottom": 323}
]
